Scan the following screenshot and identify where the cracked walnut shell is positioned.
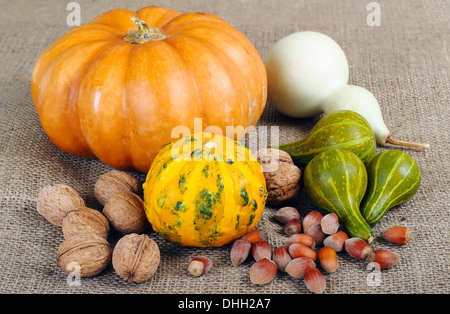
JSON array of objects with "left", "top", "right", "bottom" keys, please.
[
  {"left": 94, "top": 170, "right": 141, "bottom": 206},
  {"left": 112, "top": 233, "right": 160, "bottom": 283},
  {"left": 62, "top": 206, "right": 110, "bottom": 240},
  {"left": 37, "top": 184, "right": 85, "bottom": 227},
  {"left": 57, "top": 233, "right": 112, "bottom": 278},
  {"left": 257, "top": 148, "right": 302, "bottom": 205}
]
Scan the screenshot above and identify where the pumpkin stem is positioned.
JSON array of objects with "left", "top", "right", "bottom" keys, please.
[
  {"left": 386, "top": 136, "right": 430, "bottom": 148},
  {"left": 123, "top": 17, "right": 167, "bottom": 44}
]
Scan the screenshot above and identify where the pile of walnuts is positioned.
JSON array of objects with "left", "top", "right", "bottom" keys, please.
[{"left": 36, "top": 170, "right": 160, "bottom": 283}]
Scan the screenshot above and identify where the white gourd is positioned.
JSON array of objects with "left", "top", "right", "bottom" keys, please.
[
  {"left": 264, "top": 31, "right": 349, "bottom": 118},
  {"left": 265, "top": 32, "right": 429, "bottom": 148},
  {"left": 321, "top": 85, "right": 390, "bottom": 144}
]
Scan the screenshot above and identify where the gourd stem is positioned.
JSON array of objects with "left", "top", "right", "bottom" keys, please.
[
  {"left": 123, "top": 17, "right": 167, "bottom": 44},
  {"left": 386, "top": 137, "right": 430, "bottom": 148}
]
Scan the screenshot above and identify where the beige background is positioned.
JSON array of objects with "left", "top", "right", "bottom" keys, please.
[{"left": 0, "top": 0, "right": 448, "bottom": 293}]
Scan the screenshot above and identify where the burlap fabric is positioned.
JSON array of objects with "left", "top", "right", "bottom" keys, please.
[{"left": 0, "top": 0, "right": 448, "bottom": 294}]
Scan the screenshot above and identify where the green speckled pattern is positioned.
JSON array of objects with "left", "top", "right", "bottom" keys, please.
[
  {"left": 143, "top": 133, "right": 267, "bottom": 247},
  {"left": 304, "top": 149, "right": 374, "bottom": 242},
  {"left": 361, "top": 150, "right": 421, "bottom": 226},
  {"left": 278, "top": 110, "right": 376, "bottom": 166}
]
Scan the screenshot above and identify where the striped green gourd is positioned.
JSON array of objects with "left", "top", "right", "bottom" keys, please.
[
  {"left": 361, "top": 150, "right": 421, "bottom": 226},
  {"left": 304, "top": 149, "right": 374, "bottom": 243},
  {"left": 278, "top": 110, "right": 376, "bottom": 166}
]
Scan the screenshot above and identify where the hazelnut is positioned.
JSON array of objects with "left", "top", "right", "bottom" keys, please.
[
  {"left": 383, "top": 226, "right": 411, "bottom": 245},
  {"left": 285, "top": 233, "right": 316, "bottom": 249},
  {"left": 249, "top": 258, "right": 278, "bottom": 285},
  {"left": 370, "top": 249, "right": 400, "bottom": 270},
  {"left": 257, "top": 148, "right": 301, "bottom": 205},
  {"left": 323, "top": 231, "right": 349, "bottom": 252},
  {"left": 318, "top": 247, "right": 338, "bottom": 273},
  {"left": 306, "top": 223, "right": 327, "bottom": 246},
  {"left": 272, "top": 246, "right": 291, "bottom": 272},
  {"left": 285, "top": 257, "right": 316, "bottom": 279},
  {"left": 344, "top": 238, "right": 375, "bottom": 262},
  {"left": 274, "top": 206, "right": 301, "bottom": 224},
  {"left": 112, "top": 233, "right": 160, "bottom": 283},
  {"left": 94, "top": 170, "right": 141, "bottom": 206},
  {"left": 302, "top": 211, "right": 323, "bottom": 233},
  {"left": 62, "top": 206, "right": 110, "bottom": 240},
  {"left": 37, "top": 184, "right": 85, "bottom": 227},
  {"left": 288, "top": 243, "right": 317, "bottom": 261},
  {"left": 240, "top": 230, "right": 265, "bottom": 244},
  {"left": 320, "top": 213, "right": 340, "bottom": 235},
  {"left": 230, "top": 240, "right": 252, "bottom": 266},
  {"left": 102, "top": 192, "right": 147, "bottom": 234},
  {"left": 188, "top": 256, "right": 212, "bottom": 277},
  {"left": 304, "top": 268, "right": 326, "bottom": 294},
  {"left": 284, "top": 219, "right": 302, "bottom": 236},
  {"left": 251, "top": 240, "right": 272, "bottom": 262},
  {"left": 57, "top": 233, "right": 112, "bottom": 278}
]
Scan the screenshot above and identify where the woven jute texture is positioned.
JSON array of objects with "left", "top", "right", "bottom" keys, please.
[{"left": 0, "top": 0, "right": 449, "bottom": 294}]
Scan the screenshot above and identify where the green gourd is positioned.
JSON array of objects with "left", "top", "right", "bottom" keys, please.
[
  {"left": 304, "top": 149, "right": 374, "bottom": 243},
  {"left": 361, "top": 150, "right": 421, "bottom": 226},
  {"left": 278, "top": 110, "right": 376, "bottom": 166}
]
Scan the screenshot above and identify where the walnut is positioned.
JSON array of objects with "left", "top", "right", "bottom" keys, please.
[
  {"left": 36, "top": 184, "right": 85, "bottom": 227},
  {"left": 102, "top": 192, "right": 147, "bottom": 234},
  {"left": 62, "top": 206, "right": 110, "bottom": 240},
  {"left": 112, "top": 233, "right": 160, "bottom": 283},
  {"left": 57, "top": 233, "right": 112, "bottom": 278},
  {"left": 257, "top": 148, "right": 294, "bottom": 169},
  {"left": 94, "top": 170, "right": 141, "bottom": 206},
  {"left": 257, "top": 148, "right": 302, "bottom": 205}
]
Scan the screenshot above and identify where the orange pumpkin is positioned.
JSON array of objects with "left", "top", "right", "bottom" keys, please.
[{"left": 31, "top": 6, "right": 267, "bottom": 172}]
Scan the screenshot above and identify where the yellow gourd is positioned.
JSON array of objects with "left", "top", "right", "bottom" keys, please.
[{"left": 143, "top": 133, "right": 267, "bottom": 247}]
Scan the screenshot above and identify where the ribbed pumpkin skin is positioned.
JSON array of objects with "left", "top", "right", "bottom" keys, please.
[
  {"left": 31, "top": 6, "right": 267, "bottom": 173},
  {"left": 304, "top": 149, "right": 374, "bottom": 242},
  {"left": 279, "top": 111, "right": 376, "bottom": 166},
  {"left": 143, "top": 133, "right": 267, "bottom": 247},
  {"left": 361, "top": 150, "right": 421, "bottom": 226}
]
